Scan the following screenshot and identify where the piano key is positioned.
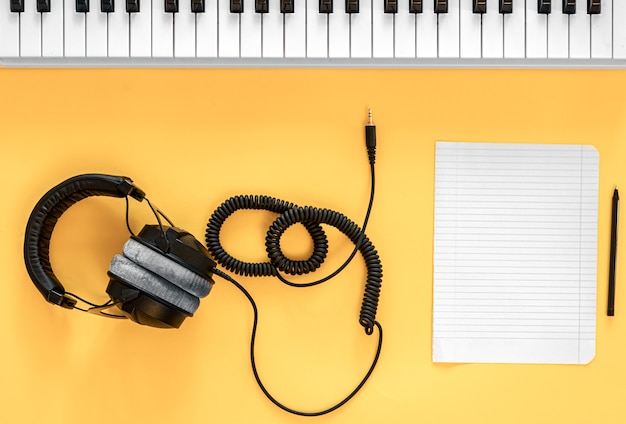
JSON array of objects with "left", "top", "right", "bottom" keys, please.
[
  {"left": 384, "top": 0, "right": 396, "bottom": 13},
  {"left": 42, "top": 0, "right": 64, "bottom": 57},
  {"left": 563, "top": 0, "right": 575, "bottom": 14},
  {"left": 282, "top": 0, "right": 294, "bottom": 12},
  {"left": 438, "top": 0, "right": 459, "bottom": 58},
  {"left": 130, "top": 0, "right": 152, "bottom": 57},
  {"left": 482, "top": 0, "right": 504, "bottom": 58},
  {"left": 538, "top": 0, "right": 551, "bottom": 14},
  {"left": 164, "top": 0, "right": 177, "bottom": 12},
  {"left": 101, "top": 0, "right": 114, "bottom": 12},
  {"left": 65, "top": 1, "right": 86, "bottom": 57},
  {"left": 395, "top": 0, "right": 416, "bottom": 57},
  {"left": 460, "top": 0, "right": 481, "bottom": 58},
  {"left": 263, "top": 0, "right": 284, "bottom": 57},
  {"left": 231, "top": 0, "right": 243, "bottom": 12},
  {"left": 126, "top": 0, "right": 139, "bottom": 12},
  {"left": 109, "top": 0, "right": 131, "bottom": 57},
  {"left": 240, "top": 0, "right": 262, "bottom": 57},
  {"left": 0, "top": 0, "right": 19, "bottom": 57},
  {"left": 196, "top": 0, "right": 218, "bottom": 57},
  {"left": 569, "top": 3, "right": 590, "bottom": 58},
  {"left": 409, "top": 0, "right": 422, "bottom": 13},
  {"left": 350, "top": 0, "right": 372, "bottom": 58},
  {"left": 284, "top": 0, "right": 306, "bottom": 57},
  {"left": 587, "top": 0, "right": 600, "bottom": 14},
  {"left": 373, "top": 0, "right": 394, "bottom": 58},
  {"left": 472, "top": 0, "right": 485, "bottom": 14},
  {"left": 499, "top": 0, "right": 512, "bottom": 14},
  {"left": 416, "top": 0, "right": 437, "bottom": 58},
  {"left": 329, "top": 1, "right": 350, "bottom": 58},
  {"left": 503, "top": 0, "right": 524, "bottom": 57},
  {"left": 591, "top": 0, "right": 611, "bottom": 58},
  {"left": 152, "top": 0, "right": 174, "bottom": 57},
  {"left": 307, "top": 0, "right": 328, "bottom": 57},
  {"left": 255, "top": 0, "right": 267, "bottom": 12},
  {"left": 10, "top": 0, "right": 24, "bottom": 12},
  {"left": 547, "top": 1, "right": 568, "bottom": 58},
  {"left": 434, "top": 0, "right": 447, "bottom": 13},
  {"left": 615, "top": 0, "right": 626, "bottom": 59},
  {"left": 175, "top": 0, "right": 196, "bottom": 57},
  {"left": 191, "top": 0, "right": 204, "bottom": 12},
  {"left": 526, "top": 0, "right": 548, "bottom": 58},
  {"left": 219, "top": 0, "right": 240, "bottom": 57},
  {"left": 346, "top": 0, "right": 358, "bottom": 13},
  {"left": 21, "top": 0, "right": 42, "bottom": 56}
]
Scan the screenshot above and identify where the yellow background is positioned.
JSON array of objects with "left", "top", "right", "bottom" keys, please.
[{"left": 1, "top": 67, "right": 626, "bottom": 423}]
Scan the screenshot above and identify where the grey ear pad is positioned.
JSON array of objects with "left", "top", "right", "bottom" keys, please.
[
  {"left": 122, "top": 238, "right": 213, "bottom": 298},
  {"left": 109, "top": 255, "right": 200, "bottom": 315}
]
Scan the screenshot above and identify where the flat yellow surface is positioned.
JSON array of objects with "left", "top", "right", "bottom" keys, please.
[{"left": 1, "top": 68, "right": 626, "bottom": 423}]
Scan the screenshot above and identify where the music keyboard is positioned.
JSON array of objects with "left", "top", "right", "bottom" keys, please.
[{"left": 1, "top": 0, "right": 626, "bottom": 67}]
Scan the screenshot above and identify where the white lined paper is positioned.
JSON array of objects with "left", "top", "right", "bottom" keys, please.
[{"left": 433, "top": 142, "right": 598, "bottom": 364}]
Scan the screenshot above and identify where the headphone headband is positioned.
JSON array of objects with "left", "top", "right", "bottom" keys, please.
[{"left": 24, "top": 174, "right": 146, "bottom": 308}]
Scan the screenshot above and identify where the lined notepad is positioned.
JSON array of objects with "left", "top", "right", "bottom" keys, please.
[{"left": 433, "top": 142, "right": 598, "bottom": 364}]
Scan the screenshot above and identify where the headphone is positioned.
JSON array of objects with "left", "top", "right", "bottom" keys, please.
[{"left": 23, "top": 174, "right": 216, "bottom": 329}]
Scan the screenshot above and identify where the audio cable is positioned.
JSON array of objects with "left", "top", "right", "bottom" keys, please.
[{"left": 206, "top": 111, "right": 383, "bottom": 416}]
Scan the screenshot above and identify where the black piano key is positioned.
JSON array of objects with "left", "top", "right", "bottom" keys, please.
[
  {"left": 345, "top": 0, "right": 358, "bottom": 13},
  {"left": 500, "top": 0, "right": 512, "bottom": 13},
  {"left": 10, "top": 0, "right": 24, "bottom": 12},
  {"left": 384, "top": 0, "right": 396, "bottom": 13},
  {"left": 473, "top": 0, "right": 486, "bottom": 13},
  {"left": 230, "top": 0, "right": 243, "bottom": 12},
  {"left": 191, "top": 0, "right": 204, "bottom": 12},
  {"left": 562, "top": 0, "right": 575, "bottom": 14},
  {"left": 434, "top": 0, "right": 447, "bottom": 13},
  {"left": 164, "top": 0, "right": 177, "bottom": 12},
  {"left": 319, "top": 0, "right": 332, "bottom": 13},
  {"left": 281, "top": 0, "right": 294, "bottom": 12},
  {"left": 409, "top": 0, "right": 422, "bottom": 13},
  {"left": 101, "top": 0, "right": 114, "bottom": 12},
  {"left": 76, "top": 0, "right": 89, "bottom": 11},
  {"left": 255, "top": 0, "right": 268, "bottom": 12},
  {"left": 37, "top": 0, "right": 51, "bottom": 12},
  {"left": 587, "top": 0, "right": 601, "bottom": 14},
  {"left": 126, "top": 0, "right": 139, "bottom": 11},
  {"left": 538, "top": 0, "right": 551, "bottom": 14}
]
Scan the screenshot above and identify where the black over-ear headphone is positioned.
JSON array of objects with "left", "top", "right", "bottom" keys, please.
[{"left": 23, "top": 174, "right": 216, "bottom": 329}]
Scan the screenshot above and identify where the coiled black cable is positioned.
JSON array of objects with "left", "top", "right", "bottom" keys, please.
[{"left": 206, "top": 194, "right": 382, "bottom": 335}]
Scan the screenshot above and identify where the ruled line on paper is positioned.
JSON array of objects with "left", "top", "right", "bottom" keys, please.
[{"left": 432, "top": 142, "right": 598, "bottom": 364}]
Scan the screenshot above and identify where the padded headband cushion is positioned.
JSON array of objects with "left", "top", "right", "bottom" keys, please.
[
  {"left": 122, "top": 238, "right": 213, "bottom": 298},
  {"left": 109, "top": 255, "right": 200, "bottom": 315}
]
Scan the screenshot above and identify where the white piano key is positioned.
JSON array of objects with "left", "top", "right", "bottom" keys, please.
[
  {"left": 591, "top": 0, "right": 612, "bottom": 58},
  {"left": 459, "top": 0, "right": 480, "bottom": 58},
  {"left": 240, "top": 0, "right": 262, "bottom": 57},
  {"left": 64, "top": 0, "right": 86, "bottom": 57},
  {"left": 21, "top": 0, "right": 42, "bottom": 56},
  {"left": 547, "top": 4, "right": 568, "bottom": 59},
  {"left": 351, "top": 0, "right": 372, "bottom": 58},
  {"left": 262, "top": 0, "right": 284, "bottom": 57},
  {"left": 395, "top": 2, "right": 415, "bottom": 58},
  {"left": 329, "top": 6, "right": 350, "bottom": 57},
  {"left": 503, "top": 2, "right": 524, "bottom": 58},
  {"left": 152, "top": 2, "right": 174, "bottom": 57},
  {"left": 130, "top": 1, "right": 152, "bottom": 57},
  {"left": 569, "top": 8, "right": 590, "bottom": 59},
  {"left": 307, "top": 2, "right": 327, "bottom": 57},
  {"left": 42, "top": 1, "right": 64, "bottom": 56},
  {"left": 285, "top": 1, "right": 306, "bottom": 57},
  {"left": 438, "top": 0, "right": 459, "bottom": 58},
  {"left": 615, "top": 0, "right": 626, "bottom": 58},
  {"left": 219, "top": 0, "right": 240, "bottom": 57},
  {"left": 197, "top": 0, "right": 218, "bottom": 57},
  {"left": 481, "top": 0, "right": 503, "bottom": 58},
  {"left": 86, "top": 10, "right": 108, "bottom": 56},
  {"left": 175, "top": 0, "right": 197, "bottom": 57},
  {"left": 372, "top": 0, "right": 393, "bottom": 58},
  {"left": 109, "top": 2, "right": 131, "bottom": 57},
  {"left": 416, "top": 0, "right": 437, "bottom": 58},
  {"left": 525, "top": 1, "right": 547, "bottom": 58},
  {"left": 0, "top": 0, "right": 20, "bottom": 57}
]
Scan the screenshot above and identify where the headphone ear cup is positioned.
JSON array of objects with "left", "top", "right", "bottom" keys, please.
[
  {"left": 108, "top": 254, "right": 200, "bottom": 316},
  {"left": 122, "top": 238, "right": 213, "bottom": 298}
]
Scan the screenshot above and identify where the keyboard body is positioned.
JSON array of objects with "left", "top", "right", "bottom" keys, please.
[{"left": 1, "top": 0, "right": 626, "bottom": 67}]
